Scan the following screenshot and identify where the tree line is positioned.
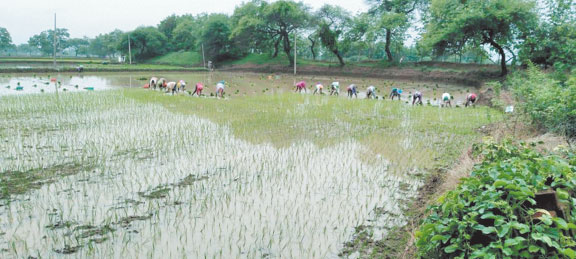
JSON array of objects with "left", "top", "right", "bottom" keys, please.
[{"left": 0, "top": 0, "right": 574, "bottom": 75}]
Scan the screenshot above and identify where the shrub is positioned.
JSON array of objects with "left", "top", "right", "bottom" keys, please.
[
  {"left": 510, "top": 65, "right": 576, "bottom": 144},
  {"left": 416, "top": 140, "right": 576, "bottom": 258}
]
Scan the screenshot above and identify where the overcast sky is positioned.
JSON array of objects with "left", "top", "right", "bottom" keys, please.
[{"left": 2, "top": 0, "right": 369, "bottom": 44}]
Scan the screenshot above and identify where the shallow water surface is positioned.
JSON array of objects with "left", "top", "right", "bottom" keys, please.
[
  {"left": 0, "top": 72, "right": 476, "bottom": 105},
  {"left": 0, "top": 92, "right": 422, "bottom": 258}
]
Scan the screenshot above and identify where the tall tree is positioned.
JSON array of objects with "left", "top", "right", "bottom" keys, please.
[
  {"left": 367, "top": 0, "right": 424, "bottom": 61},
  {"left": 28, "top": 28, "right": 70, "bottom": 56},
  {"left": 421, "top": 0, "right": 537, "bottom": 76},
  {"left": 519, "top": 0, "right": 576, "bottom": 71},
  {"left": 200, "top": 14, "right": 237, "bottom": 62},
  {"left": 316, "top": 5, "right": 352, "bottom": 66},
  {"left": 117, "top": 27, "right": 167, "bottom": 61},
  {"left": 0, "top": 27, "right": 13, "bottom": 52},
  {"left": 67, "top": 37, "right": 90, "bottom": 57},
  {"left": 231, "top": 0, "right": 310, "bottom": 65},
  {"left": 90, "top": 30, "right": 122, "bottom": 58}
]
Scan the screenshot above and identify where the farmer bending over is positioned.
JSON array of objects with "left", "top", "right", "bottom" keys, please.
[
  {"left": 192, "top": 82, "right": 204, "bottom": 96},
  {"left": 442, "top": 92, "right": 452, "bottom": 107},
  {"left": 366, "top": 86, "right": 376, "bottom": 99},
  {"left": 330, "top": 82, "right": 340, "bottom": 96},
  {"left": 347, "top": 84, "right": 358, "bottom": 98},
  {"left": 465, "top": 93, "right": 478, "bottom": 107},
  {"left": 412, "top": 91, "right": 423, "bottom": 105},
  {"left": 216, "top": 81, "right": 226, "bottom": 98},
  {"left": 389, "top": 88, "right": 402, "bottom": 100},
  {"left": 295, "top": 81, "right": 306, "bottom": 93},
  {"left": 313, "top": 82, "right": 324, "bottom": 95}
]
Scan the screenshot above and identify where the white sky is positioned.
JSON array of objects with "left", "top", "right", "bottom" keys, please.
[{"left": 2, "top": 0, "right": 369, "bottom": 44}]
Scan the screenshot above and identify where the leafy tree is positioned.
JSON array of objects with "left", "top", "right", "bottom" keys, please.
[
  {"left": 28, "top": 28, "right": 70, "bottom": 56},
  {"left": 230, "top": 0, "right": 274, "bottom": 56},
  {"left": 200, "top": 14, "right": 237, "bottom": 62},
  {"left": 90, "top": 30, "right": 123, "bottom": 58},
  {"left": 67, "top": 37, "right": 90, "bottom": 57},
  {"left": 367, "top": 0, "right": 424, "bottom": 61},
  {"left": 172, "top": 18, "right": 198, "bottom": 51},
  {"left": 0, "top": 27, "right": 13, "bottom": 52},
  {"left": 117, "top": 27, "right": 167, "bottom": 61},
  {"left": 421, "top": 0, "right": 537, "bottom": 76},
  {"left": 519, "top": 0, "right": 576, "bottom": 72},
  {"left": 158, "top": 14, "right": 183, "bottom": 51},
  {"left": 231, "top": 0, "right": 310, "bottom": 65},
  {"left": 16, "top": 43, "right": 37, "bottom": 56},
  {"left": 316, "top": 5, "right": 352, "bottom": 66}
]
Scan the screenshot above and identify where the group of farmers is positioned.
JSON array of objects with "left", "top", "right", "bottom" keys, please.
[
  {"left": 295, "top": 81, "right": 479, "bottom": 107},
  {"left": 146, "top": 77, "right": 478, "bottom": 107},
  {"left": 146, "top": 77, "right": 226, "bottom": 98}
]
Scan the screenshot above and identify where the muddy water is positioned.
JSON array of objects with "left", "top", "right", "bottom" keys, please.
[
  {"left": 0, "top": 92, "right": 420, "bottom": 258},
  {"left": 0, "top": 72, "right": 476, "bottom": 104}
]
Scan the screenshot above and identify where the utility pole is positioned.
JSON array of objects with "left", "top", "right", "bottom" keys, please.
[
  {"left": 293, "top": 30, "right": 297, "bottom": 75},
  {"left": 201, "top": 44, "right": 206, "bottom": 68},
  {"left": 128, "top": 35, "right": 132, "bottom": 65},
  {"left": 53, "top": 13, "right": 57, "bottom": 68}
]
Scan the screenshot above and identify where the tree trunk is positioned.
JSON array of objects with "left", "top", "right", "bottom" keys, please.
[
  {"left": 282, "top": 31, "right": 293, "bottom": 66},
  {"left": 272, "top": 36, "right": 281, "bottom": 58},
  {"left": 490, "top": 41, "right": 507, "bottom": 76},
  {"left": 308, "top": 36, "right": 316, "bottom": 60},
  {"left": 385, "top": 28, "right": 393, "bottom": 62},
  {"left": 484, "top": 33, "right": 507, "bottom": 76},
  {"left": 333, "top": 49, "right": 345, "bottom": 66}
]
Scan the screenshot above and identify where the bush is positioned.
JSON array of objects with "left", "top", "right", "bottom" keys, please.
[
  {"left": 416, "top": 140, "right": 576, "bottom": 258},
  {"left": 510, "top": 65, "right": 576, "bottom": 144}
]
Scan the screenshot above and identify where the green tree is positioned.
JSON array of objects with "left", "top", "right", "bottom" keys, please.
[
  {"left": 200, "top": 14, "right": 237, "bottom": 62},
  {"left": 231, "top": 0, "right": 310, "bottom": 65},
  {"left": 117, "top": 27, "right": 167, "bottom": 61},
  {"left": 230, "top": 0, "right": 274, "bottom": 56},
  {"left": 28, "top": 28, "right": 70, "bottom": 56},
  {"left": 316, "top": 5, "right": 352, "bottom": 66},
  {"left": 367, "top": 0, "right": 424, "bottom": 61},
  {"left": 67, "top": 37, "right": 90, "bottom": 57},
  {"left": 519, "top": 0, "right": 576, "bottom": 72},
  {"left": 421, "top": 0, "right": 537, "bottom": 76},
  {"left": 90, "top": 30, "right": 122, "bottom": 58},
  {"left": 172, "top": 19, "right": 198, "bottom": 51},
  {"left": 0, "top": 27, "right": 13, "bottom": 52}
]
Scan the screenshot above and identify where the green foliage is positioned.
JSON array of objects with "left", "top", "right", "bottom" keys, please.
[
  {"left": 422, "top": 0, "right": 538, "bottom": 75},
  {"left": 416, "top": 140, "right": 576, "bottom": 258},
  {"left": 0, "top": 27, "right": 13, "bottom": 51},
  {"left": 117, "top": 27, "right": 167, "bottom": 61},
  {"left": 200, "top": 14, "right": 238, "bottom": 62},
  {"left": 316, "top": 4, "right": 352, "bottom": 66},
  {"left": 510, "top": 64, "right": 576, "bottom": 143},
  {"left": 28, "top": 28, "right": 70, "bottom": 55},
  {"left": 89, "top": 30, "right": 123, "bottom": 58},
  {"left": 519, "top": 0, "right": 576, "bottom": 72}
]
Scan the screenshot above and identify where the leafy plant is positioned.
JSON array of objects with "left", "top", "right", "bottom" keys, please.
[{"left": 416, "top": 140, "right": 576, "bottom": 258}]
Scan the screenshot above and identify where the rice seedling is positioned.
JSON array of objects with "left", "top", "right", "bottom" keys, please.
[{"left": 0, "top": 73, "right": 499, "bottom": 258}]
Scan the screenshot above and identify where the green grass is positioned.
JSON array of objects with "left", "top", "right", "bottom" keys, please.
[
  {"left": 125, "top": 89, "right": 502, "bottom": 171},
  {"left": 147, "top": 51, "right": 203, "bottom": 66}
]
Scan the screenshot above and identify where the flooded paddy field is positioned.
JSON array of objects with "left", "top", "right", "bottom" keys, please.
[
  {"left": 1, "top": 72, "right": 477, "bottom": 104},
  {"left": 0, "top": 72, "right": 500, "bottom": 258}
]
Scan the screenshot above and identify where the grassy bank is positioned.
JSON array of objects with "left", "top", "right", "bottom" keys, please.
[{"left": 147, "top": 51, "right": 203, "bottom": 66}]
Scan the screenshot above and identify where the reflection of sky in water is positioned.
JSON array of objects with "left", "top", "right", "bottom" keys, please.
[{"left": 0, "top": 76, "right": 114, "bottom": 96}]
